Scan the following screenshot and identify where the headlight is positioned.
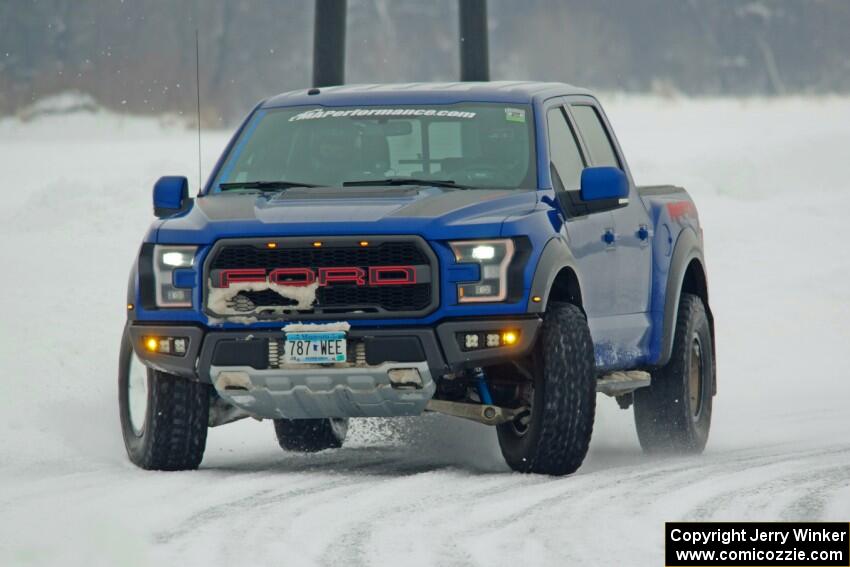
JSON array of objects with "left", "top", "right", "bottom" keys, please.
[
  {"left": 449, "top": 239, "right": 515, "bottom": 302},
  {"left": 153, "top": 245, "right": 196, "bottom": 307}
]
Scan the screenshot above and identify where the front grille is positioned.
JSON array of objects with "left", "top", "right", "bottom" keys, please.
[
  {"left": 205, "top": 237, "right": 437, "bottom": 319},
  {"left": 210, "top": 242, "right": 429, "bottom": 270}
]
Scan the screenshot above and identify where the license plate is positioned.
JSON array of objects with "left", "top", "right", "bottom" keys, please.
[{"left": 284, "top": 331, "right": 347, "bottom": 364}]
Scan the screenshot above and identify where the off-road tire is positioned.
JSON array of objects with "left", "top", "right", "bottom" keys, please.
[
  {"left": 634, "top": 293, "right": 713, "bottom": 453},
  {"left": 274, "top": 418, "right": 349, "bottom": 452},
  {"left": 119, "top": 331, "right": 210, "bottom": 470},
  {"left": 497, "top": 303, "right": 597, "bottom": 476}
]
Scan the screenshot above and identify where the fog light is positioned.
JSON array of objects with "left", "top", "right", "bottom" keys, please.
[
  {"left": 464, "top": 334, "right": 479, "bottom": 349},
  {"left": 502, "top": 331, "right": 518, "bottom": 346},
  {"left": 486, "top": 333, "right": 501, "bottom": 347},
  {"left": 142, "top": 336, "right": 188, "bottom": 356},
  {"left": 173, "top": 338, "right": 187, "bottom": 354}
]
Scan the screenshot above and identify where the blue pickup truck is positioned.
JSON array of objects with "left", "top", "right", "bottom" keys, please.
[{"left": 119, "top": 81, "right": 715, "bottom": 475}]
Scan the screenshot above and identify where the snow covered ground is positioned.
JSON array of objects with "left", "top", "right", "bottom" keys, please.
[{"left": 1, "top": 96, "right": 849, "bottom": 566}]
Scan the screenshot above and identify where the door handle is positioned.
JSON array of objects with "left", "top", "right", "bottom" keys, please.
[{"left": 637, "top": 225, "right": 650, "bottom": 241}]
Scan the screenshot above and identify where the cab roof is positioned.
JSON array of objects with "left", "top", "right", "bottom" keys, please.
[{"left": 261, "top": 81, "right": 593, "bottom": 109}]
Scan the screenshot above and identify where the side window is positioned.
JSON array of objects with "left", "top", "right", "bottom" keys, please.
[
  {"left": 546, "top": 107, "right": 585, "bottom": 191},
  {"left": 571, "top": 105, "right": 619, "bottom": 168}
]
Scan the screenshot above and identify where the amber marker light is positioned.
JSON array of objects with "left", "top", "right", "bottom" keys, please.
[
  {"left": 501, "top": 331, "right": 519, "bottom": 346},
  {"left": 266, "top": 242, "right": 277, "bottom": 249},
  {"left": 145, "top": 338, "right": 158, "bottom": 352},
  {"left": 532, "top": 296, "right": 542, "bottom": 303},
  {"left": 127, "top": 303, "right": 134, "bottom": 310},
  {"left": 359, "top": 241, "right": 369, "bottom": 247},
  {"left": 312, "top": 241, "right": 323, "bottom": 247}
]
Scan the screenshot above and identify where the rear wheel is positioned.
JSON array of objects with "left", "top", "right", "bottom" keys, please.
[
  {"left": 118, "top": 330, "right": 211, "bottom": 470},
  {"left": 496, "top": 303, "right": 596, "bottom": 476},
  {"left": 273, "top": 418, "right": 348, "bottom": 452},
  {"left": 634, "top": 293, "right": 713, "bottom": 453}
]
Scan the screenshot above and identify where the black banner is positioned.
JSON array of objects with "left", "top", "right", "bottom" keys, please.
[{"left": 666, "top": 522, "right": 850, "bottom": 566}]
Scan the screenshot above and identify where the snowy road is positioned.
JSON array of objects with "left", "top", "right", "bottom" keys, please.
[{"left": 1, "top": 96, "right": 849, "bottom": 566}]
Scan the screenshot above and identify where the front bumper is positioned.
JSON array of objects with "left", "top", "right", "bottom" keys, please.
[{"left": 128, "top": 316, "right": 541, "bottom": 419}]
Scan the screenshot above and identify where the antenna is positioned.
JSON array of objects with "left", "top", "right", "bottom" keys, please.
[{"left": 195, "top": 29, "right": 202, "bottom": 193}]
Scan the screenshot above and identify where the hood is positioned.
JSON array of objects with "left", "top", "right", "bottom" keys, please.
[{"left": 154, "top": 186, "right": 540, "bottom": 244}]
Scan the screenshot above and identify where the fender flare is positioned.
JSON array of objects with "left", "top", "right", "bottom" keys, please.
[
  {"left": 526, "top": 236, "right": 581, "bottom": 313},
  {"left": 657, "top": 228, "right": 710, "bottom": 366}
]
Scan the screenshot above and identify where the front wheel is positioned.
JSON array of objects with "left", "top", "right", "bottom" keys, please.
[
  {"left": 118, "top": 330, "right": 211, "bottom": 470},
  {"left": 273, "top": 418, "right": 348, "bottom": 452},
  {"left": 496, "top": 303, "right": 597, "bottom": 476},
  {"left": 634, "top": 293, "right": 713, "bottom": 453}
]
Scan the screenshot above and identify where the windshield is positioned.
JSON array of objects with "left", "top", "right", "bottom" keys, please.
[{"left": 212, "top": 103, "right": 536, "bottom": 191}]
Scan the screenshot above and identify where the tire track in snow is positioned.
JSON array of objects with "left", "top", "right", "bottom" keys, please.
[
  {"left": 154, "top": 454, "right": 410, "bottom": 538},
  {"left": 317, "top": 471, "right": 513, "bottom": 567},
  {"left": 150, "top": 447, "right": 489, "bottom": 565},
  {"left": 312, "top": 444, "right": 850, "bottom": 566},
  {"left": 144, "top": 440, "right": 850, "bottom": 566},
  {"left": 475, "top": 445, "right": 850, "bottom": 565},
  {"left": 685, "top": 446, "right": 850, "bottom": 521}
]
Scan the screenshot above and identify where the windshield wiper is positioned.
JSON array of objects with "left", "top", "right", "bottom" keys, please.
[
  {"left": 219, "top": 180, "right": 318, "bottom": 191},
  {"left": 342, "top": 178, "right": 471, "bottom": 189}
]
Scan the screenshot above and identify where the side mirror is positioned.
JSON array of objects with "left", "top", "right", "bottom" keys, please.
[
  {"left": 153, "top": 176, "right": 190, "bottom": 218},
  {"left": 580, "top": 167, "right": 628, "bottom": 203}
]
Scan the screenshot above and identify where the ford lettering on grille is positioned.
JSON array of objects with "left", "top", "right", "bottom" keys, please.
[{"left": 210, "top": 266, "right": 417, "bottom": 288}]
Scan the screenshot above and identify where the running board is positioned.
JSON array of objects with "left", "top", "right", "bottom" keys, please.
[
  {"left": 596, "top": 370, "right": 651, "bottom": 396},
  {"left": 425, "top": 399, "right": 527, "bottom": 426}
]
